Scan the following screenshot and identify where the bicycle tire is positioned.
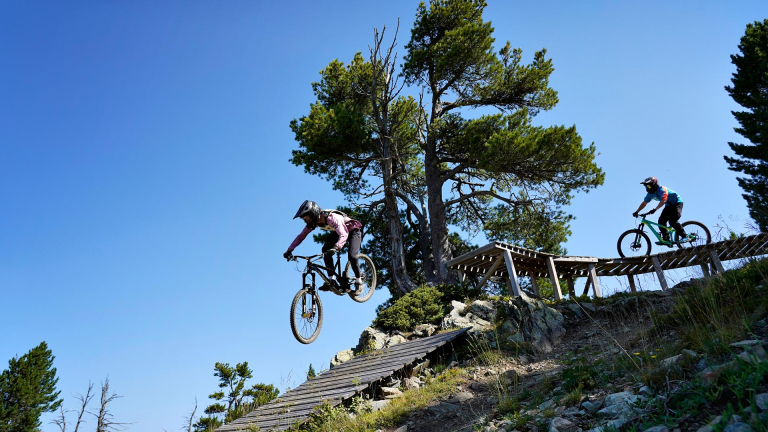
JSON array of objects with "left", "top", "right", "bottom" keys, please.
[
  {"left": 617, "top": 229, "right": 652, "bottom": 258},
  {"left": 289, "top": 288, "right": 323, "bottom": 344},
  {"left": 346, "top": 253, "right": 377, "bottom": 303},
  {"left": 677, "top": 221, "right": 712, "bottom": 249}
]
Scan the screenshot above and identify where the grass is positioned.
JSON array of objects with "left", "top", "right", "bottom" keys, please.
[{"left": 302, "top": 368, "right": 467, "bottom": 432}]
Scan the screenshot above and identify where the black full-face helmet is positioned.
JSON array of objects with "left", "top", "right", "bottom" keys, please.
[
  {"left": 641, "top": 176, "right": 658, "bottom": 193},
  {"left": 294, "top": 200, "right": 321, "bottom": 226}
]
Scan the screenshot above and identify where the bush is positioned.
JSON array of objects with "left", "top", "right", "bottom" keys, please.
[{"left": 374, "top": 286, "right": 446, "bottom": 332}]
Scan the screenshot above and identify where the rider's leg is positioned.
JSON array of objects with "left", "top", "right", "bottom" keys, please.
[
  {"left": 348, "top": 229, "right": 362, "bottom": 278},
  {"left": 658, "top": 206, "right": 673, "bottom": 242},
  {"left": 319, "top": 234, "right": 340, "bottom": 291},
  {"left": 670, "top": 203, "right": 685, "bottom": 240}
]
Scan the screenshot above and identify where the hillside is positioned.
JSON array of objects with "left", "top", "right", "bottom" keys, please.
[{"left": 300, "top": 258, "right": 768, "bottom": 432}]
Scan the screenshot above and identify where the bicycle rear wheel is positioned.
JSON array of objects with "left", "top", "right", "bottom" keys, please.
[
  {"left": 290, "top": 288, "right": 323, "bottom": 344},
  {"left": 677, "top": 221, "right": 711, "bottom": 248},
  {"left": 346, "top": 253, "right": 377, "bottom": 303},
  {"left": 617, "top": 229, "right": 652, "bottom": 258}
]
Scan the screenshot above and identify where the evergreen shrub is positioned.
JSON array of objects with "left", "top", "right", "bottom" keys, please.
[{"left": 374, "top": 286, "right": 447, "bottom": 332}]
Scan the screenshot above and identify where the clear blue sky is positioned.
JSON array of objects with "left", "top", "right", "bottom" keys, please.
[{"left": 1, "top": 1, "right": 764, "bottom": 430}]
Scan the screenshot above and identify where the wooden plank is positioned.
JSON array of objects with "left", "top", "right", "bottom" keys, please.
[
  {"left": 545, "top": 256, "right": 564, "bottom": 301},
  {"left": 700, "top": 263, "right": 711, "bottom": 278},
  {"left": 651, "top": 256, "right": 668, "bottom": 291},
  {"left": 582, "top": 276, "right": 591, "bottom": 296},
  {"left": 709, "top": 250, "right": 725, "bottom": 274},
  {"left": 530, "top": 276, "right": 540, "bottom": 296},
  {"left": 588, "top": 264, "right": 602, "bottom": 297},
  {"left": 627, "top": 273, "right": 637, "bottom": 293},
  {"left": 502, "top": 250, "right": 522, "bottom": 297},
  {"left": 457, "top": 270, "right": 466, "bottom": 283},
  {"left": 475, "top": 256, "right": 504, "bottom": 291},
  {"left": 566, "top": 277, "right": 576, "bottom": 298}
]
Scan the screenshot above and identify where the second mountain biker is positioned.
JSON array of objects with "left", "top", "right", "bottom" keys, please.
[
  {"left": 632, "top": 176, "right": 686, "bottom": 247},
  {"left": 284, "top": 200, "right": 364, "bottom": 294}
]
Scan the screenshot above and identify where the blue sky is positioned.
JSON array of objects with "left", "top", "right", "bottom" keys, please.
[{"left": 1, "top": 1, "right": 765, "bottom": 430}]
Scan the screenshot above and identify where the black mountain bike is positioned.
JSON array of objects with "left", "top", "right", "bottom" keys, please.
[
  {"left": 287, "top": 251, "right": 377, "bottom": 344},
  {"left": 617, "top": 211, "right": 711, "bottom": 258}
]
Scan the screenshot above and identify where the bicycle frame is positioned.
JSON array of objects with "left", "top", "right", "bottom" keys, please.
[
  {"left": 299, "top": 253, "right": 348, "bottom": 293},
  {"left": 638, "top": 217, "right": 680, "bottom": 243}
]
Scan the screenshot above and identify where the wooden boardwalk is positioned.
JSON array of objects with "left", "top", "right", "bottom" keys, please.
[
  {"left": 447, "top": 233, "right": 768, "bottom": 300},
  {"left": 217, "top": 328, "right": 469, "bottom": 432}
]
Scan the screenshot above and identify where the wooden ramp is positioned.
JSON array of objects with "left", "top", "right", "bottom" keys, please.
[
  {"left": 447, "top": 233, "right": 768, "bottom": 299},
  {"left": 217, "top": 328, "right": 469, "bottom": 432}
]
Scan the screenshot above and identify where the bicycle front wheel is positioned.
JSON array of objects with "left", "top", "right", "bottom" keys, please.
[
  {"left": 346, "top": 253, "right": 377, "bottom": 303},
  {"left": 290, "top": 288, "right": 323, "bottom": 344},
  {"left": 678, "top": 221, "right": 712, "bottom": 248},
  {"left": 617, "top": 229, "right": 652, "bottom": 258}
]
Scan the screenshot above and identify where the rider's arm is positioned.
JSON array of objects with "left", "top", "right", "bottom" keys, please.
[
  {"left": 654, "top": 199, "right": 666, "bottom": 211},
  {"left": 327, "top": 214, "right": 349, "bottom": 250},
  {"left": 653, "top": 187, "right": 669, "bottom": 211},
  {"left": 288, "top": 226, "right": 313, "bottom": 252},
  {"left": 635, "top": 201, "right": 648, "bottom": 213}
]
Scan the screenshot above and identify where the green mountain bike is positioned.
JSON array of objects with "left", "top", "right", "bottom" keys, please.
[{"left": 617, "top": 211, "right": 711, "bottom": 258}]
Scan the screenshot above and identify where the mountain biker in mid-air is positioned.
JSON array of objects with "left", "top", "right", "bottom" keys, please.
[
  {"left": 632, "top": 176, "right": 686, "bottom": 247},
  {"left": 284, "top": 200, "right": 364, "bottom": 294}
]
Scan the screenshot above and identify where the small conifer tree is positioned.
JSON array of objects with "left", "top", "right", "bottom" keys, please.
[
  {"left": 0, "top": 341, "right": 63, "bottom": 431},
  {"left": 306, "top": 364, "right": 316, "bottom": 380}
]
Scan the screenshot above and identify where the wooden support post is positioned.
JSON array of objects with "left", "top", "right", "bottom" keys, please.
[
  {"left": 709, "top": 251, "right": 725, "bottom": 274},
  {"left": 582, "top": 277, "right": 591, "bottom": 296},
  {"left": 457, "top": 270, "right": 466, "bottom": 283},
  {"left": 502, "top": 250, "right": 522, "bottom": 297},
  {"left": 588, "top": 264, "right": 602, "bottom": 298},
  {"left": 530, "top": 276, "right": 540, "bottom": 296},
  {"left": 699, "top": 263, "right": 711, "bottom": 278},
  {"left": 566, "top": 277, "right": 576, "bottom": 298},
  {"left": 627, "top": 273, "right": 637, "bottom": 293},
  {"left": 545, "top": 256, "right": 564, "bottom": 301},
  {"left": 651, "top": 256, "right": 669, "bottom": 291},
  {"left": 475, "top": 256, "right": 503, "bottom": 291}
]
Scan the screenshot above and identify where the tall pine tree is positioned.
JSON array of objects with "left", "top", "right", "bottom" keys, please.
[
  {"left": 0, "top": 342, "right": 62, "bottom": 432},
  {"left": 725, "top": 19, "right": 768, "bottom": 230}
]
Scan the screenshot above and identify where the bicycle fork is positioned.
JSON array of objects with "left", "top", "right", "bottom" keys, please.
[{"left": 301, "top": 272, "right": 317, "bottom": 319}]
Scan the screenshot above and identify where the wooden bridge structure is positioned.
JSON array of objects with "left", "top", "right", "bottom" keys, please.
[
  {"left": 446, "top": 233, "right": 768, "bottom": 300},
  {"left": 216, "top": 328, "right": 468, "bottom": 432}
]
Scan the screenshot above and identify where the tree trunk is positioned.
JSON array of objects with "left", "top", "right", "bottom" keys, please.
[
  {"left": 381, "top": 140, "right": 418, "bottom": 294},
  {"left": 424, "top": 135, "right": 453, "bottom": 283}
]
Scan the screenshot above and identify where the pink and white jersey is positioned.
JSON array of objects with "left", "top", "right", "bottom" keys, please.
[{"left": 288, "top": 212, "right": 362, "bottom": 251}]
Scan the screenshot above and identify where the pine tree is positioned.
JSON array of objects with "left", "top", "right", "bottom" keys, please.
[
  {"left": 0, "top": 341, "right": 63, "bottom": 432},
  {"left": 725, "top": 19, "right": 768, "bottom": 230},
  {"left": 306, "top": 364, "right": 316, "bottom": 380}
]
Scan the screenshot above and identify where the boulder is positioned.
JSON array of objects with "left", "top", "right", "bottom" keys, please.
[
  {"left": 498, "top": 295, "right": 565, "bottom": 353},
  {"left": 581, "top": 400, "right": 602, "bottom": 414},
  {"left": 549, "top": 417, "right": 580, "bottom": 432},
  {"left": 442, "top": 300, "right": 493, "bottom": 331},
  {"left": 330, "top": 349, "right": 354, "bottom": 368},
  {"left": 403, "top": 377, "right": 420, "bottom": 390},
  {"left": 388, "top": 334, "right": 407, "bottom": 346},
  {"left": 355, "top": 327, "right": 390, "bottom": 352},
  {"left": 469, "top": 300, "right": 498, "bottom": 322},
  {"left": 756, "top": 393, "right": 768, "bottom": 411},
  {"left": 381, "top": 386, "right": 403, "bottom": 399},
  {"left": 413, "top": 324, "right": 437, "bottom": 338}
]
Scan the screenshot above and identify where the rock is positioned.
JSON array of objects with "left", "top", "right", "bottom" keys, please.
[
  {"left": 566, "top": 303, "right": 584, "bottom": 318},
  {"left": 555, "top": 406, "right": 566, "bottom": 414},
  {"left": 381, "top": 386, "right": 402, "bottom": 399},
  {"left": 730, "top": 340, "right": 763, "bottom": 348},
  {"left": 660, "top": 354, "right": 683, "bottom": 367},
  {"left": 723, "top": 424, "right": 753, "bottom": 432},
  {"left": 470, "top": 300, "right": 498, "bottom": 321},
  {"left": 503, "top": 369, "right": 519, "bottom": 386},
  {"left": 449, "top": 391, "right": 474, "bottom": 403},
  {"left": 643, "top": 427, "right": 669, "bottom": 432},
  {"left": 604, "top": 392, "right": 640, "bottom": 407},
  {"left": 413, "top": 324, "right": 437, "bottom": 337},
  {"left": 549, "top": 417, "right": 580, "bottom": 432},
  {"left": 469, "top": 381, "right": 488, "bottom": 391},
  {"left": 388, "top": 334, "right": 407, "bottom": 346},
  {"left": 355, "top": 327, "right": 390, "bottom": 352},
  {"left": 506, "top": 333, "right": 525, "bottom": 344},
  {"left": 369, "top": 399, "right": 391, "bottom": 412},
  {"left": 539, "top": 399, "right": 556, "bottom": 410},
  {"left": 638, "top": 386, "right": 653, "bottom": 397},
  {"left": 596, "top": 404, "right": 628, "bottom": 418},
  {"left": 581, "top": 400, "right": 602, "bottom": 414},
  {"left": 581, "top": 303, "right": 596, "bottom": 312},
  {"left": 428, "top": 402, "right": 460, "bottom": 416},
  {"left": 330, "top": 349, "right": 354, "bottom": 368},
  {"left": 695, "top": 426, "right": 713, "bottom": 432},
  {"left": 755, "top": 393, "right": 768, "bottom": 411},
  {"left": 403, "top": 377, "right": 420, "bottom": 390},
  {"left": 699, "top": 365, "right": 726, "bottom": 384},
  {"left": 394, "top": 426, "right": 408, "bottom": 432},
  {"left": 499, "top": 295, "right": 566, "bottom": 353},
  {"left": 737, "top": 345, "right": 767, "bottom": 363}
]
